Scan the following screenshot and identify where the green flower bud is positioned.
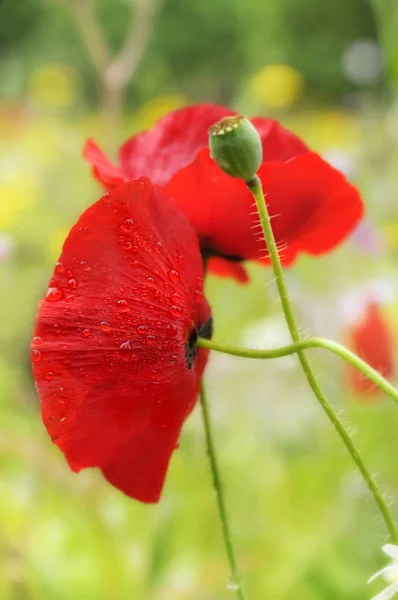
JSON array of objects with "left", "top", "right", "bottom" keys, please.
[{"left": 208, "top": 115, "right": 263, "bottom": 182}]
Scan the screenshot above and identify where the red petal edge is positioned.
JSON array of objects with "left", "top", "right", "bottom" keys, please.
[
  {"left": 82, "top": 139, "right": 127, "bottom": 191},
  {"left": 31, "top": 179, "right": 210, "bottom": 503}
]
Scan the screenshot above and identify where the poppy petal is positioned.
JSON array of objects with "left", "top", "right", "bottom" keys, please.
[
  {"left": 346, "top": 302, "right": 394, "bottom": 396},
  {"left": 207, "top": 257, "right": 249, "bottom": 284},
  {"left": 31, "top": 179, "right": 210, "bottom": 503},
  {"left": 250, "top": 117, "right": 309, "bottom": 162},
  {"left": 167, "top": 149, "right": 363, "bottom": 267},
  {"left": 83, "top": 139, "right": 127, "bottom": 190},
  {"left": 119, "top": 104, "right": 234, "bottom": 186}
]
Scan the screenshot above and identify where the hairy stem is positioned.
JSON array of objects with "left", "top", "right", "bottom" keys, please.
[
  {"left": 245, "top": 175, "right": 398, "bottom": 542},
  {"left": 197, "top": 337, "right": 398, "bottom": 404},
  {"left": 199, "top": 382, "right": 247, "bottom": 599}
]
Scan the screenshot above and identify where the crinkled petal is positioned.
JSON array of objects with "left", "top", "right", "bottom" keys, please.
[
  {"left": 119, "top": 104, "right": 234, "bottom": 186},
  {"left": 31, "top": 179, "right": 210, "bottom": 503},
  {"left": 167, "top": 149, "right": 363, "bottom": 267}
]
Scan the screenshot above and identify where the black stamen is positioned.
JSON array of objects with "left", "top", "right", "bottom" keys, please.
[{"left": 185, "top": 317, "right": 213, "bottom": 369}]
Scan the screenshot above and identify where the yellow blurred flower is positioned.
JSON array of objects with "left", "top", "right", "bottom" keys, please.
[
  {"left": 247, "top": 64, "right": 303, "bottom": 109},
  {"left": 29, "top": 64, "right": 78, "bottom": 109},
  {"left": 133, "top": 94, "right": 188, "bottom": 130},
  {"left": 47, "top": 228, "right": 69, "bottom": 262},
  {"left": 381, "top": 222, "right": 398, "bottom": 250},
  {"left": 0, "top": 174, "right": 40, "bottom": 230},
  {"left": 310, "top": 109, "right": 361, "bottom": 150}
]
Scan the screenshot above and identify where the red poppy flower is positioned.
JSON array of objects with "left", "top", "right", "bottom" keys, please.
[
  {"left": 31, "top": 179, "right": 212, "bottom": 503},
  {"left": 83, "top": 104, "right": 363, "bottom": 282},
  {"left": 346, "top": 302, "right": 395, "bottom": 396}
]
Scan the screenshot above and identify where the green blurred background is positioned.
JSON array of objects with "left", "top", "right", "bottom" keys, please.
[{"left": 2, "top": 0, "right": 398, "bottom": 598}]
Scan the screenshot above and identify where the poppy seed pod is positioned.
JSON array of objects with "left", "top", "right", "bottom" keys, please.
[{"left": 208, "top": 115, "right": 263, "bottom": 182}]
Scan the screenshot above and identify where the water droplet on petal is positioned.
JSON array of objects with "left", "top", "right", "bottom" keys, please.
[
  {"left": 124, "top": 241, "right": 133, "bottom": 250},
  {"left": 121, "top": 218, "right": 135, "bottom": 233},
  {"left": 78, "top": 226, "right": 91, "bottom": 239},
  {"left": 170, "top": 292, "right": 181, "bottom": 304},
  {"left": 100, "top": 321, "right": 112, "bottom": 332},
  {"left": 45, "top": 287, "right": 63, "bottom": 302},
  {"left": 45, "top": 372, "right": 54, "bottom": 381},
  {"left": 196, "top": 277, "right": 204, "bottom": 287},
  {"left": 156, "top": 321, "right": 163, "bottom": 329},
  {"left": 153, "top": 241, "right": 163, "bottom": 253},
  {"left": 145, "top": 277, "right": 155, "bottom": 287},
  {"left": 55, "top": 262, "right": 64, "bottom": 273},
  {"left": 32, "top": 336, "right": 44, "bottom": 345},
  {"left": 68, "top": 278, "right": 78, "bottom": 290},
  {"left": 146, "top": 335, "right": 156, "bottom": 347},
  {"left": 169, "top": 305, "right": 182, "bottom": 319},
  {"left": 169, "top": 354, "right": 178, "bottom": 364},
  {"left": 117, "top": 299, "right": 129, "bottom": 312},
  {"left": 137, "top": 325, "right": 148, "bottom": 336},
  {"left": 120, "top": 340, "right": 132, "bottom": 350},
  {"left": 82, "top": 329, "right": 91, "bottom": 338},
  {"left": 132, "top": 261, "right": 139, "bottom": 268},
  {"left": 168, "top": 269, "right": 180, "bottom": 283},
  {"left": 166, "top": 324, "right": 177, "bottom": 336},
  {"left": 31, "top": 349, "right": 41, "bottom": 363},
  {"left": 80, "top": 261, "right": 90, "bottom": 271}
]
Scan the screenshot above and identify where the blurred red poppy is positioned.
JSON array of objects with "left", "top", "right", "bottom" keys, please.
[
  {"left": 31, "top": 179, "right": 212, "bottom": 503},
  {"left": 83, "top": 104, "right": 363, "bottom": 282},
  {"left": 346, "top": 302, "right": 395, "bottom": 396}
]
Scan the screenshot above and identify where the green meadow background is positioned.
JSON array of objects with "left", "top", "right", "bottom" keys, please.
[{"left": 2, "top": 0, "right": 398, "bottom": 598}]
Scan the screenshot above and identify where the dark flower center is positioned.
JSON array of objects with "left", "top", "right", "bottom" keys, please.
[{"left": 185, "top": 317, "right": 213, "bottom": 369}]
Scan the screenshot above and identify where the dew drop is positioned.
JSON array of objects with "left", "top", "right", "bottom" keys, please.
[
  {"left": 132, "top": 261, "right": 139, "bottom": 268},
  {"left": 80, "top": 261, "right": 90, "bottom": 271},
  {"left": 166, "top": 324, "right": 177, "bottom": 336},
  {"left": 45, "top": 287, "right": 63, "bottom": 302},
  {"left": 45, "top": 372, "right": 54, "bottom": 381},
  {"left": 169, "top": 305, "right": 183, "bottom": 318},
  {"left": 100, "top": 321, "right": 112, "bottom": 332},
  {"left": 117, "top": 299, "right": 129, "bottom": 312},
  {"left": 68, "top": 278, "right": 78, "bottom": 290},
  {"left": 169, "top": 354, "right": 178, "bottom": 365},
  {"left": 137, "top": 325, "right": 148, "bottom": 336},
  {"left": 120, "top": 340, "right": 132, "bottom": 350},
  {"left": 145, "top": 277, "right": 155, "bottom": 287},
  {"left": 124, "top": 241, "right": 133, "bottom": 250},
  {"left": 60, "top": 416, "right": 66, "bottom": 423},
  {"left": 55, "top": 261, "right": 64, "bottom": 273},
  {"left": 65, "top": 294, "right": 74, "bottom": 303},
  {"left": 170, "top": 292, "right": 181, "bottom": 304},
  {"left": 146, "top": 335, "right": 156, "bottom": 347},
  {"left": 82, "top": 329, "right": 91, "bottom": 338},
  {"left": 31, "top": 349, "right": 41, "bottom": 363},
  {"left": 227, "top": 577, "right": 239, "bottom": 592},
  {"left": 168, "top": 269, "right": 180, "bottom": 283},
  {"left": 121, "top": 218, "right": 135, "bottom": 232},
  {"left": 156, "top": 321, "right": 163, "bottom": 329},
  {"left": 196, "top": 277, "right": 204, "bottom": 288},
  {"left": 140, "top": 293, "right": 149, "bottom": 301},
  {"left": 32, "top": 336, "right": 44, "bottom": 345},
  {"left": 153, "top": 241, "right": 163, "bottom": 253}
]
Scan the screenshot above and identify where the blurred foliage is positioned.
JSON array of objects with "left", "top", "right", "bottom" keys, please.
[{"left": 0, "top": 0, "right": 387, "bottom": 106}]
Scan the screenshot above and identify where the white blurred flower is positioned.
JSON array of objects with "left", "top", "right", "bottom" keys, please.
[
  {"left": 368, "top": 544, "right": 398, "bottom": 600},
  {"left": 342, "top": 38, "right": 383, "bottom": 85}
]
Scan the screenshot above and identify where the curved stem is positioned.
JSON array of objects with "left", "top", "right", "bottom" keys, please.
[
  {"left": 199, "top": 382, "right": 247, "bottom": 600},
  {"left": 245, "top": 175, "right": 398, "bottom": 542},
  {"left": 197, "top": 337, "right": 398, "bottom": 404}
]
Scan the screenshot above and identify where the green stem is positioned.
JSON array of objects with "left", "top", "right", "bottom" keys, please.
[
  {"left": 245, "top": 175, "right": 398, "bottom": 543},
  {"left": 197, "top": 337, "right": 398, "bottom": 405},
  {"left": 199, "top": 382, "right": 247, "bottom": 600}
]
